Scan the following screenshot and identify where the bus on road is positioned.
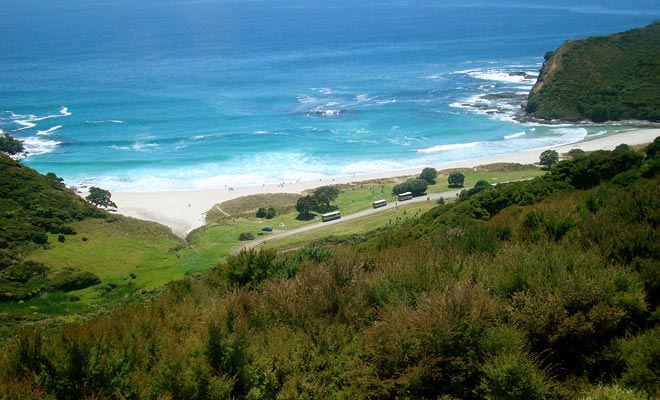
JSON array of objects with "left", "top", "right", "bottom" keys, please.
[
  {"left": 321, "top": 211, "right": 341, "bottom": 222},
  {"left": 397, "top": 192, "right": 413, "bottom": 201},
  {"left": 372, "top": 199, "right": 387, "bottom": 209}
]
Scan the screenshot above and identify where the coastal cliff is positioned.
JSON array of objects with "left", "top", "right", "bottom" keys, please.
[{"left": 526, "top": 22, "right": 660, "bottom": 122}]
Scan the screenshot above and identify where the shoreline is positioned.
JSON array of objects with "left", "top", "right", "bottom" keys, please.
[{"left": 112, "top": 128, "right": 660, "bottom": 238}]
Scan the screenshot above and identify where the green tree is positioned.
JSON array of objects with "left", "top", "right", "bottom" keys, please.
[
  {"left": 265, "top": 207, "right": 276, "bottom": 219},
  {"left": 45, "top": 172, "right": 65, "bottom": 188},
  {"left": 448, "top": 171, "right": 465, "bottom": 187},
  {"left": 0, "top": 133, "right": 24, "bottom": 156},
  {"left": 313, "top": 186, "right": 340, "bottom": 209},
  {"left": 646, "top": 136, "right": 660, "bottom": 159},
  {"left": 393, "top": 178, "right": 428, "bottom": 197},
  {"left": 567, "top": 148, "right": 586, "bottom": 159},
  {"left": 256, "top": 207, "right": 267, "bottom": 218},
  {"left": 419, "top": 167, "right": 438, "bottom": 184},
  {"left": 539, "top": 150, "right": 559, "bottom": 168},
  {"left": 85, "top": 187, "right": 117, "bottom": 209},
  {"left": 296, "top": 195, "right": 317, "bottom": 217}
]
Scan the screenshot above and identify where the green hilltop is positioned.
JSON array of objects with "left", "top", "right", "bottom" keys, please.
[{"left": 526, "top": 22, "right": 660, "bottom": 122}]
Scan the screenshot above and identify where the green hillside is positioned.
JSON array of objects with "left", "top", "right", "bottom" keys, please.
[
  {"left": 2, "top": 137, "right": 659, "bottom": 399},
  {"left": 526, "top": 22, "right": 660, "bottom": 122},
  {"left": 0, "top": 154, "right": 185, "bottom": 333}
]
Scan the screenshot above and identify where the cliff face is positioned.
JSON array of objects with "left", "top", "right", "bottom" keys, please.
[{"left": 526, "top": 22, "right": 660, "bottom": 123}]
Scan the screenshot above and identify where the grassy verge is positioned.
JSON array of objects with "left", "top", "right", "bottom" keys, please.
[{"left": 264, "top": 201, "right": 439, "bottom": 251}]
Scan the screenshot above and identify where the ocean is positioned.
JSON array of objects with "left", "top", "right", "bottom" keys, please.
[{"left": 2, "top": 0, "right": 659, "bottom": 191}]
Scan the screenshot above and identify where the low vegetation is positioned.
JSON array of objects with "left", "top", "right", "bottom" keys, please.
[{"left": 1, "top": 138, "right": 659, "bottom": 398}]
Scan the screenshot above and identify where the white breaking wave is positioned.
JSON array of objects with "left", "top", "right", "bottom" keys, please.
[
  {"left": 21, "top": 136, "right": 62, "bottom": 156},
  {"left": 425, "top": 73, "right": 445, "bottom": 80},
  {"left": 132, "top": 142, "right": 159, "bottom": 152},
  {"left": 457, "top": 68, "right": 538, "bottom": 84},
  {"left": 15, "top": 119, "right": 37, "bottom": 131},
  {"left": 356, "top": 94, "right": 372, "bottom": 102},
  {"left": 87, "top": 120, "right": 124, "bottom": 124},
  {"left": 297, "top": 95, "right": 319, "bottom": 104},
  {"left": 417, "top": 141, "right": 480, "bottom": 154},
  {"left": 312, "top": 87, "right": 334, "bottom": 95},
  {"left": 549, "top": 127, "right": 589, "bottom": 144},
  {"left": 8, "top": 107, "right": 72, "bottom": 131},
  {"left": 504, "top": 131, "right": 526, "bottom": 140},
  {"left": 37, "top": 125, "right": 63, "bottom": 135},
  {"left": 31, "top": 107, "right": 72, "bottom": 122}
]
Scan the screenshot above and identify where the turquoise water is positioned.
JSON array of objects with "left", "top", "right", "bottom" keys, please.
[{"left": 1, "top": 0, "right": 658, "bottom": 191}]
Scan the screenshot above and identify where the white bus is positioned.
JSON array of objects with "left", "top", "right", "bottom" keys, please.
[
  {"left": 321, "top": 211, "right": 341, "bottom": 222},
  {"left": 372, "top": 199, "right": 387, "bottom": 209},
  {"left": 397, "top": 191, "right": 413, "bottom": 201}
]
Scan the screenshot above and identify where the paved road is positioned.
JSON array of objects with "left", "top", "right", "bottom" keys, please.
[{"left": 229, "top": 189, "right": 463, "bottom": 255}]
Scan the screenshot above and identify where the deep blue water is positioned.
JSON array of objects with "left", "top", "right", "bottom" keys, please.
[{"left": 1, "top": 0, "right": 659, "bottom": 191}]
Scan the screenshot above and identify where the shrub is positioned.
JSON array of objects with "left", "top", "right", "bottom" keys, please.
[
  {"left": 578, "top": 385, "right": 648, "bottom": 400},
  {"left": 478, "top": 352, "right": 550, "bottom": 400},
  {"left": 238, "top": 232, "right": 254, "bottom": 241},
  {"left": 30, "top": 231, "right": 48, "bottom": 245},
  {"left": 221, "top": 248, "right": 279, "bottom": 288},
  {"left": 50, "top": 270, "right": 101, "bottom": 291},
  {"left": 618, "top": 327, "right": 660, "bottom": 397},
  {"left": 4, "top": 261, "right": 50, "bottom": 283}
]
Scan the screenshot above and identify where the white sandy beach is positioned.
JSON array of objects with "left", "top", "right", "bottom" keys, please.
[{"left": 112, "top": 128, "right": 660, "bottom": 238}]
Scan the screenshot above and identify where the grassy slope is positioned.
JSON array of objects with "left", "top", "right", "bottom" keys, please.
[
  {"left": 0, "top": 162, "right": 541, "bottom": 337},
  {"left": 2, "top": 144, "right": 658, "bottom": 399}
]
